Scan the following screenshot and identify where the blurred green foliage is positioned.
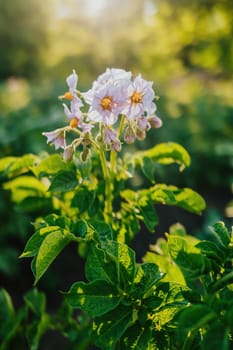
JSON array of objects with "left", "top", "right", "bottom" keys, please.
[{"left": 0, "top": 0, "right": 51, "bottom": 79}]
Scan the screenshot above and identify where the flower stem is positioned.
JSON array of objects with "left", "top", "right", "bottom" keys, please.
[
  {"left": 96, "top": 116, "right": 126, "bottom": 224},
  {"left": 110, "top": 114, "right": 125, "bottom": 174},
  {"left": 118, "top": 114, "right": 126, "bottom": 138},
  {"left": 110, "top": 149, "right": 117, "bottom": 174},
  {"left": 98, "top": 147, "right": 113, "bottom": 223},
  {"left": 99, "top": 146, "right": 109, "bottom": 181}
]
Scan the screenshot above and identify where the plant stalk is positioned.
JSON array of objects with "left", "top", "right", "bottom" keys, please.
[{"left": 99, "top": 147, "right": 113, "bottom": 223}]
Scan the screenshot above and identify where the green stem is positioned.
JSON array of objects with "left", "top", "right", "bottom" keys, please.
[
  {"left": 182, "top": 331, "right": 194, "bottom": 350},
  {"left": 110, "top": 114, "right": 125, "bottom": 174},
  {"left": 98, "top": 147, "right": 113, "bottom": 223},
  {"left": 118, "top": 114, "right": 126, "bottom": 138},
  {"left": 95, "top": 116, "right": 126, "bottom": 224},
  {"left": 182, "top": 312, "right": 217, "bottom": 350},
  {"left": 105, "top": 177, "right": 113, "bottom": 223},
  {"left": 110, "top": 149, "right": 117, "bottom": 174},
  {"left": 211, "top": 270, "right": 233, "bottom": 291},
  {"left": 99, "top": 146, "right": 109, "bottom": 181}
]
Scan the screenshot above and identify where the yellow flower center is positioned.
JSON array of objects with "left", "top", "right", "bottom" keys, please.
[
  {"left": 64, "top": 92, "right": 74, "bottom": 100},
  {"left": 100, "top": 96, "right": 112, "bottom": 111},
  {"left": 131, "top": 91, "right": 143, "bottom": 104},
  {"left": 70, "top": 118, "right": 79, "bottom": 128}
]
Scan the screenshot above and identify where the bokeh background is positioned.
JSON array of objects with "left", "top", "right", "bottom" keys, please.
[{"left": 0, "top": 0, "right": 232, "bottom": 344}]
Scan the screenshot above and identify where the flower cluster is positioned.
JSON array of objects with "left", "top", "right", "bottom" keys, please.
[{"left": 43, "top": 68, "right": 162, "bottom": 160}]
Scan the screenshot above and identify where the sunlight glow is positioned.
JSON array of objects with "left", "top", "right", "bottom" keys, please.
[{"left": 83, "top": 0, "right": 107, "bottom": 18}]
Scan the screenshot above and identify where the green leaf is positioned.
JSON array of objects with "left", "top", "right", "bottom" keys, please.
[
  {"left": 121, "top": 188, "right": 159, "bottom": 232},
  {"left": 105, "top": 241, "right": 137, "bottom": 289},
  {"left": 135, "top": 142, "right": 191, "bottom": 170},
  {"left": 71, "top": 186, "right": 95, "bottom": 213},
  {"left": 167, "top": 234, "right": 200, "bottom": 261},
  {"left": 3, "top": 176, "right": 47, "bottom": 203},
  {"left": 24, "top": 290, "right": 51, "bottom": 350},
  {"left": 0, "top": 289, "right": 26, "bottom": 349},
  {"left": 92, "top": 220, "right": 113, "bottom": 242},
  {"left": 66, "top": 280, "right": 121, "bottom": 317},
  {"left": 71, "top": 220, "right": 88, "bottom": 238},
  {"left": 15, "top": 196, "right": 52, "bottom": 212},
  {"left": 155, "top": 305, "right": 181, "bottom": 328},
  {"left": 32, "top": 154, "right": 74, "bottom": 178},
  {"left": 196, "top": 240, "right": 225, "bottom": 262},
  {"left": 24, "top": 291, "right": 50, "bottom": 350},
  {"left": 140, "top": 202, "right": 158, "bottom": 232},
  {"left": 202, "top": 321, "right": 231, "bottom": 350},
  {"left": 0, "top": 154, "right": 36, "bottom": 179},
  {"left": 20, "top": 232, "right": 45, "bottom": 258},
  {"left": 143, "top": 251, "right": 186, "bottom": 284},
  {"left": 25, "top": 313, "right": 50, "bottom": 350},
  {"left": 49, "top": 169, "right": 78, "bottom": 192},
  {"left": 34, "top": 229, "right": 73, "bottom": 284},
  {"left": 165, "top": 282, "right": 187, "bottom": 305},
  {"left": 43, "top": 213, "right": 67, "bottom": 228},
  {"left": 20, "top": 226, "right": 61, "bottom": 258},
  {"left": 131, "top": 263, "right": 164, "bottom": 298},
  {"left": 24, "top": 289, "right": 46, "bottom": 317},
  {"left": 120, "top": 189, "right": 137, "bottom": 203},
  {"left": 123, "top": 184, "right": 206, "bottom": 217},
  {"left": 85, "top": 242, "right": 117, "bottom": 284},
  {"left": 182, "top": 289, "right": 202, "bottom": 304},
  {"left": 93, "top": 305, "right": 134, "bottom": 350},
  {"left": 174, "top": 187, "right": 206, "bottom": 214},
  {"left": 178, "top": 304, "right": 217, "bottom": 341},
  {"left": 169, "top": 222, "right": 187, "bottom": 236},
  {"left": 144, "top": 228, "right": 200, "bottom": 285},
  {"left": 150, "top": 186, "right": 177, "bottom": 205},
  {"left": 141, "top": 156, "right": 156, "bottom": 182},
  {"left": 120, "top": 322, "right": 153, "bottom": 350},
  {"left": 0, "top": 157, "right": 16, "bottom": 179},
  {"left": 211, "top": 221, "right": 231, "bottom": 247},
  {"left": 119, "top": 203, "right": 141, "bottom": 242},
  {"left": 7, "top": 154, "right": 37, "bottom": 178},
  {"left": 167, "top": 234, "right": 206, "bottom": 280},
  {"left": 172, "top": 251, "right": 205, "bottom": 280}
]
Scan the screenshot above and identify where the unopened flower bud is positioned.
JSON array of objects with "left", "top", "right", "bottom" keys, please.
[
  {"left": 80, "top": 147, "right": 90, "bottom": 162},
  {"left": 111, "top": 139, "right": 122, "bottom": 152},
  {"left": 96, "top": 134, "right": 104, "bottom": 144},
  {"left": 148, "top": 115, "right": 163, "bottom": 129},
  {"left": 124, "top": 126, "right": 136, "bottom": 144},
  {"left": 82, "top": 138, "right": 91, "bottom": 146},
  {"left": 63, "top": 145, "right": 74, "bottom": 161},
  {"left": 137, "top": 116, "right": 150, "bottom": 131},
  {"left": 104, "top": 127, "right": 122, "bottom": 152},
  {"left": 136, "top": 128, "right": 146, "bottom": 141}
]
